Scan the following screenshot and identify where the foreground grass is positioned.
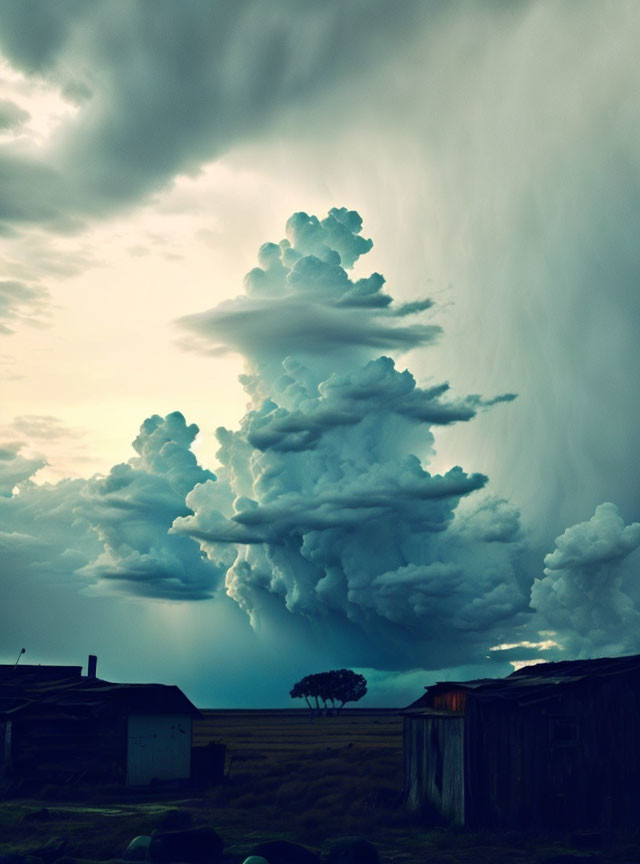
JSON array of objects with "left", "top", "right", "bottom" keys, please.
[{"left": 1, "top": 709, "right": 638, "bottom": 862}]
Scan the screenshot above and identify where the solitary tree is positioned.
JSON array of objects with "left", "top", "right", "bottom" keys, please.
[{"left": 290, "top": 669, "right": 367, "bottom": 716}]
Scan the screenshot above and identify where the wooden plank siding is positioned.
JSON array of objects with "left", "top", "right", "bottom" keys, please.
[
  {"left": 466, "top": 678, "right": 640, "bottom": 830},
  {"left": 404, "top": 714, "right": 465, "bottom": 825},
  {"left": 432, "top": 690, "right": 467, "bottom": 713},
  {"left": 9, "top": 714, "right": 128, "bottom": 784},
  {"left": 405, "top": 665, "right": 640, "bottom": 830}
]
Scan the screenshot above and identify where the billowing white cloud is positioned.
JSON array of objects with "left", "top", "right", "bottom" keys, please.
[
  {"left": 76, "top": 412, "right": 231, "bottom": 600},
  {"left": 531, "top": 503, "right": 640, "bottom": 656},
  {"left": 0, "top": 412, "right": 227, "bottom": 600}
]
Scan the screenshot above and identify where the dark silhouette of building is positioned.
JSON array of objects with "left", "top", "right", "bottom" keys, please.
[
  {"left": 0, "top": 656, "right": 201, "bottom": 788},
  {"left": 403, "top": 654, "right": 640, "bottom": 830}
]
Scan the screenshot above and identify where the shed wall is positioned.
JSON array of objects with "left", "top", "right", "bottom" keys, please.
[
  {"left": 465, "top": 673, "right": 640, "bottom": 830},
  {"left": 404, "top": 715, "right": 465, "bottom": 825},
  {"left": 9, "top": 714, "right": 128, "bottom": 783},
  {"left": 127, "top": 714, "right": 192, "bottom": 786}
]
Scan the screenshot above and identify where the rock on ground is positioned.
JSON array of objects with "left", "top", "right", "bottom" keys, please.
[
  {"left": 247, "top": 840, "right": 321, "bottom": 864},
  {"left": 148, "top": 826, "right": 224, "bottom": 864},
  {"left": 324, "top": 836, "right": 379, "bottom": 864},
  {"left": 122, "top": 836, "right": 151, "bottom": 862}
]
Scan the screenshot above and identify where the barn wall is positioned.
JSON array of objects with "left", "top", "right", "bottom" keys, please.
[
  {"left": 590, "top": 674, "right": 640, "bottom": 828},
  {"left": 465, "top": 698, "right": 541, "bottom": 830},
  {"left": 465, "top": 672, "right": 640, "bottom": 830},
  {"left": 404, "top": 715, "right": 465, "bottom": 825},
  {"left": 127, "top": 714, "right": 192, "bottom": 786}
]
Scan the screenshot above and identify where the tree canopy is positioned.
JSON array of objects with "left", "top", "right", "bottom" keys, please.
[{"left": 290, "top": 668, "right": 367, "bottom": 715}]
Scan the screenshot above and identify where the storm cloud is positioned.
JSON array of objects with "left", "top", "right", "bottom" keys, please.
[
  {"left": 2, "top": 1, "right": 639, "bottom": 699},
  {"left": 0, "top": 1, "right": 427, "bottom": 233},
  {"left": 0, "top": 207, "right": 529, "bottom": 671},
  {"left": 173, "top": 208, "right": 528, "bottom": 669},
  {"left": 3, "top": 198, "right": 637, "bottom": 680}
]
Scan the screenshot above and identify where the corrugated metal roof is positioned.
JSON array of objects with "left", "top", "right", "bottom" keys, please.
[
  {"left": 404, "top": 652, "right": 640, "bottom": 712},
  {"left": 510, "top": 653, "right": 640, "bottom": 679}
]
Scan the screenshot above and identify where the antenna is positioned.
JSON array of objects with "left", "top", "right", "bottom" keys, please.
[{"left": 14, "top": 648, "right": 25, "bottom": 668}]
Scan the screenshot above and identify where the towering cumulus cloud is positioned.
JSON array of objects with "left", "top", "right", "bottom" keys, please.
[
  {"left": 180, "top": 208, "right": 441, "bottom": 364},
  {"left": 174, "top": 208, "right": 525, "bottom": 669},
  {"left": 5, "top": 206, "right": 634, "bottom": 677}
]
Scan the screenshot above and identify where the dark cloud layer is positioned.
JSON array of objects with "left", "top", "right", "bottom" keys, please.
[
  {"left": 0, "top": 1, "right": 428, "bottom": 233},
  {"left": 0, "top": 98, "right": 30, "bottom": 131}
]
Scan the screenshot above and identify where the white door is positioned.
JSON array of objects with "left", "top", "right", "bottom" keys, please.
[{"left": 127, "top": 715, "right": 191, "bottom": 785}]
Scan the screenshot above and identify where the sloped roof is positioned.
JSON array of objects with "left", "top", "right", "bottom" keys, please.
[
  {"left": 0, "top": 665, "right": 82, "bottom": 684},
  {"left": 0, "top": 672, "right": 201, "bottom": 720},
  {"left": 405, "top": 653, "right": 640, "bottom": 712},
  {"left": 510, "top": 653, "right": 640, "bottom": 680}
]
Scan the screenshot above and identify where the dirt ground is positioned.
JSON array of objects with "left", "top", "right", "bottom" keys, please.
[{"left": 1, "top": 709, "right": 638, "bottom": 863}]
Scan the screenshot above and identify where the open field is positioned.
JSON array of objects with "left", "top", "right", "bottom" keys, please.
[{"left": 1, "top": 709, "right": 639, "bottom": 863}]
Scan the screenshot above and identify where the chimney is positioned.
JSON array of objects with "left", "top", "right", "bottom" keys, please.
[{"left": 87, "top": 654, "right": 97, "bottom": 679}]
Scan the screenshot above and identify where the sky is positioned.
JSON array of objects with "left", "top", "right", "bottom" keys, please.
[{"left": 1, "top": 1, "right": 640, "bottom": 707}]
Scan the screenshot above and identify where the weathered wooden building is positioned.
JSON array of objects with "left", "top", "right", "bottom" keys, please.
[
  {"left": 0, "top": 657, "right": 201, "bottom": 787},
  {"left": 404, "top": 654, "right": 640, "bottom": 830}
]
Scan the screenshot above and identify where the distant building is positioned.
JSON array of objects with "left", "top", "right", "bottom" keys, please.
[
  {"left": 403, "top": 654, "right": 640, "bottom": 830},
  {"left": 0, "top": 656, "right": 201, "bottom": 788}
]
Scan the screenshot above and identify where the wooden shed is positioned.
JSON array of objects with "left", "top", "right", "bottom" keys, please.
[
  {"left": 0, "top": 659, "right": 201, "bottom": 788},
  {"left": 403, "top": 654, "right": 640, "bottom": 830}
]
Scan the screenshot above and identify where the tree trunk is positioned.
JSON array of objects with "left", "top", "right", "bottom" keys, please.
[{"left": 304, "top": 696, "right": 313, "bottom": 718}]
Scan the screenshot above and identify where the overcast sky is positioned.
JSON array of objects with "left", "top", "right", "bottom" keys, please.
[{"left": 1, "top": 1, "right": 640, "bottom": 707}]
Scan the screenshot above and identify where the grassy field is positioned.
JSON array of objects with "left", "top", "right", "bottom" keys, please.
[
  {"left": 194, "top": 708, "right": 412, "bottom": 857},
  {"left": 0, "top": 709, "right": 636, "bottom": 863}
]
